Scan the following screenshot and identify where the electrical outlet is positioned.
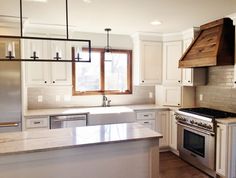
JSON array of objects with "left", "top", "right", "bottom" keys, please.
[
  {"left": 199, "top": 94, "right": 203, "bottom": 101},
  {"left": 149, "top": 92, "right": 153, "bottom": 99},
  {"left": 38, "top": 95, "right": 43, "bottom": 103},
  {"left": 56, "top": 95, "right": 61, "bottom": 102}
]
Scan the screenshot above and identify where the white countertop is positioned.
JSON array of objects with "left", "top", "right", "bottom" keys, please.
[
  {"left": 24, "top": 104, "right": 170, "bottom": 117},
  {"left": 0, "top": 123, "right": 162, "bottom": 155}
]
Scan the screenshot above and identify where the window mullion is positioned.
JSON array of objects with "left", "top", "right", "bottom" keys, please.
[{"left": 101, "top": 51, "right": 105, "bottom": 92}]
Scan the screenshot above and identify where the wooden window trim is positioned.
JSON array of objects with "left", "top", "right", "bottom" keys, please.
[{"left": 72, "top": 48, "right": 132, "bottom": 96}]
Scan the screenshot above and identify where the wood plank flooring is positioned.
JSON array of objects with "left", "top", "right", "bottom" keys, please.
[{"left": 159, "top": 152, "right": 211, "bottom": 178}]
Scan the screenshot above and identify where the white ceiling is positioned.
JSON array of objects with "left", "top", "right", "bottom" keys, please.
[{"left": 1, "top": 0, "right": 236, "bottom": 35}]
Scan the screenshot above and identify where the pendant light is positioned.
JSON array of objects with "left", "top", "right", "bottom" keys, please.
[
  {"left": 0, "top": 0, "right": 91, "bottom": 63},
  {"left": 104, "top": 28, "right": 112, "bottom": 61}
]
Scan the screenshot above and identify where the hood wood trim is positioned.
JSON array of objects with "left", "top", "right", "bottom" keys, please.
[{"left": 179, "top": 18, "right": 235, "bottom": 68}]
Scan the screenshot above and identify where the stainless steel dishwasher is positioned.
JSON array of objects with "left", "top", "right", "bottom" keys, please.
[{"left": 50, "top": 114, "right": 88, "bottom": 129}]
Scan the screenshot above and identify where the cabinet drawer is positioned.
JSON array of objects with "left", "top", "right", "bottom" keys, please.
[
  {"left": 137, "top": 120, "right": 156, "bottom": 131},
  {"left": 26, "top": 117, "right": 49, "bottom": 129},
  {"left": 136, "top": 111, "right": 156, "bottom": 120}
]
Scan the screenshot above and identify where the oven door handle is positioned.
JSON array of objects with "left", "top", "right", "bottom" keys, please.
[{"left": 177, "top": 122, "right": 215, "bottom": 136}]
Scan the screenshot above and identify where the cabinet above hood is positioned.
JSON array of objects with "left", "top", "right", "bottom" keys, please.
[{"left": 179, "top": 18, "right": 235, "bottom": 68}]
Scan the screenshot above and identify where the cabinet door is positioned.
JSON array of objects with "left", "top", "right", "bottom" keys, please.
[
  {"left": 156, "top": 111, "right": 169, "bottom": 148},
  {"left": 163, "top": 41, "right": 182, "bottom": 85},
  {"left": 163, "top": 86, "right": 181, "bottom": 106},
  {"left": 140, "top": 41, "right": 162, "bottom": 85},
  {"left": 49, "top": 41, "right": 72, "bottom": 85},
  {"left": 24, "top": 39, "right": 50, "bottom": 85},
  {"left": 169, "top": 111, "right": 177, "bottom": 150},
  {"left": 234, "top": 64, "right": 236, "bottom": 88},
  {"left": 216, "top": 124, "right": 227, "bottom": 177},
  {"left": 182, "top": 38, "right": 194, "bottom": 86}
]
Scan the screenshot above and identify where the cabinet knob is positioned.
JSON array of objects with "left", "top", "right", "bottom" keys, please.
[
  {"left": 44, "top": 81, "right": 47, "bottom": 84},
  {"left": 142, "top": 80, "right": 144, "bottom": 83},
  {"left": 188, "top": 81, "right": 191, "bottom": 83},
  {"left": 178, "top": 104, "right": 180, "bottom": 106},
  {"left": 234, "top": 81, "right": 236, "bottom": 84},
  {"left": 53, "top": 81, "right": 55, "bottom": 83},
  {"left": 178, "top": 80, "right": 181, "bottom": 83}
]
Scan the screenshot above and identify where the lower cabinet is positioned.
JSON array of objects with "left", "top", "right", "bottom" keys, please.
[
  {"left": 169, "top": 111, "right": 177, "bottom": 151},
  {"left": 156, "top": 111, "right": 169, "bottom": 148},
  {"left": 216, "top": 123, "right": 236, "bottom": 178},
  {"left": 25, "top": 116, "right": 49, "bottom": 131}
]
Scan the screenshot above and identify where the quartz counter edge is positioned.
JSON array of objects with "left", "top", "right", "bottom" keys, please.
[{"left": 0, "top": 123, "right": 163, "bottom": 156}]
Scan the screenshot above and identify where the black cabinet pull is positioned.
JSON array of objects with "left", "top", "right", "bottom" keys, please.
[
  {"left": 44, "top": 81, "right": 47, "bottom": 84},
  {"left": 178, "top": 80, "right": 181, "bottom": 83},
  {"left": 53, "top": 81, "right": 55, "bottom": 83},
  {"left": 188, "top": 81, "right": 191, "bottom": 83},
  {"left": 234, "top": 81, "right": 236, "bottom": 84}
]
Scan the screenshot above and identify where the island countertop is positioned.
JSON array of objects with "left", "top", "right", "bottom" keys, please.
[{"left": 0, "top": 123, "right": 162, "bottom": 155}]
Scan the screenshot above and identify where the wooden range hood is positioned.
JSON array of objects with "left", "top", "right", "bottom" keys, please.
[{"left": 179, "top": 18, "right": 235, "bottom": 68}]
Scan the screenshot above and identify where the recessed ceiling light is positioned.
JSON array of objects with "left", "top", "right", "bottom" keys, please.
[{"left": 150, "top": 20, "right": 162, "bottom": 26}]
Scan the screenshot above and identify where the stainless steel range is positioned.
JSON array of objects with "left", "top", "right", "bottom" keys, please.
[{"left": 175, "top": 107, "right": 236, "bottom": 177}]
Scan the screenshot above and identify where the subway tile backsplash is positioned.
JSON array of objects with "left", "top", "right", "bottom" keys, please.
[
  {"left": 196, "top": 66, "right": 236, "bottom": 112},
  {"left": 27, "top": 86, "right": 155, "bottom": 109}
]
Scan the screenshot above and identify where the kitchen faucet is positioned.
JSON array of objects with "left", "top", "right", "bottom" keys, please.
[{"left": 102, "top": 94, "right": 111, "bottom": 107}]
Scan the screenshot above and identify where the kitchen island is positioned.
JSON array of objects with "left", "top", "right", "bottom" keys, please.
[{"left": 0, "top": 123, "right": 162, "bottom": 178}]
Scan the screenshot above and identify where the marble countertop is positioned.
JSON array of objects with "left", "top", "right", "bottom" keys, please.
[
  {"left": 24, "top": 104, "right": 170, "bottom": 117},
  {"left": 0, "top": 123, "right": 162, "bottom": 155}
]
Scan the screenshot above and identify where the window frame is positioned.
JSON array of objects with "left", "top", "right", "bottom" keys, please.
[{"left": 72, "top": 48, "right": 132, "bottom": 95}]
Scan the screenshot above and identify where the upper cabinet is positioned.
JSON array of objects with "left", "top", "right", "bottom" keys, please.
[
  {"left": 23, "top": 39, "right": 72, "bottom": 86},
  {"left": 133, "top": 34, "right": 162, "bottom": 86},
  {"left": 182, "top": 38, "right": 206, "bottom": 86},
  {"left": 234, "top": 64, "right": 236, "bottom": 88},
  {"left": 163, "top": 41, "right": 182, "bottom": 85}
]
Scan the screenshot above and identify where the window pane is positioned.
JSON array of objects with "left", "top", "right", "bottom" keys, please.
[
  {"left": 75, "top": 52, "right": 101, "bottom": 91},
  {"left": 104, "top": 52, "right": 128, "bottom": 91}
]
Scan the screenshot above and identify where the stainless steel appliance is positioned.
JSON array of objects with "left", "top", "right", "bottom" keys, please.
[
  {"left": 0, "top": 61, "right": 22, "bottom": 133},
  {"left": 50, "top": 114, "right": 88, "bottom": 129},
  {"left": 176, "top": 107, "right": 236, "bottom": 177}
]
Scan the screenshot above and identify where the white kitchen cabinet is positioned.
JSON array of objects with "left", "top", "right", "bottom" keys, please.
[
  {"left": 234, "top": 64, "right": 236, "bottom": 88},
  {"left": 216, "top": 123, "right": 227, "bottom": 177},
  {"left": 133, "top": 34, "right": 162, "bottom": 86},
  {"left": 23, "top": 39, "right": 72, "bottom": 86},
  {"left": 140, "top": 41, "right": 162, "bottom": 85},
  {"left": 216, "top": 123, "right": 236, "bottom": 178},
  {"left": 25, "top": 116, "right": 49, "bottom": 130},
  {"left": 169, "top": 111, "right": 177, "bottom": 151},
  {"left": 156, "top": 111, "right": 169, "bottom": 148},
  {"left": 182, "top": 38, "right": 206, "bottom": 86},
  {"left": 136, "top": 111, "right": 156, "bottom": 131},
  {"left": 155, "top": 85, "right": 195, "bottom": 107},
  {"left": 163, "top": 41, "right": 182, "bottom": 85},
  {"left": 137, "top": 120, "right": 156, "bottom": 130},
  {"left": 22, "top": 39, "right": 50, "bottom": 85}
]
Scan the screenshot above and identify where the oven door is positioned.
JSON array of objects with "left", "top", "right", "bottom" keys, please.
[{"left": 177, "top": 122, "right": 215, "bottom": 171}]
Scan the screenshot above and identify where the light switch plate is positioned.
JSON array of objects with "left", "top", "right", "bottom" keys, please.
[
  {"left": 149, "top": 92, "right": 153, "bottom": 99},
  {"left": 199, "top": 94, "right": 203, "bottom": 101},
  {"left": 38, "top": 95, "right": 43, "bottom": 103}
]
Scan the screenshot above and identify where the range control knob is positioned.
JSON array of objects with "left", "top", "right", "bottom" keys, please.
[{"left": 190, "top": 120, "right": 194, "bottom": 124}]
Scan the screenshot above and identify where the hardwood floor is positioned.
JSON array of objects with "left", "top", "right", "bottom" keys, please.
[{"left": 159, "top": 152, "right": 211, "bottom": 178}]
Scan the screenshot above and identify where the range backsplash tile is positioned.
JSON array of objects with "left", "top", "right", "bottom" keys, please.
[
  {"left": 27, "top": 86, "right": 155, "bottom": 109},
  {"left": 196, "top": 66, "right": 236, "bottom": 113}
]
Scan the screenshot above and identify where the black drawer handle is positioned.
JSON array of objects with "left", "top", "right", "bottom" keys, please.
[
  {"left": 144, "top": 122, "right": 150, "bottom": 124},
  {"left": 143, "top": 115, "right": 149, "bottom": 117},
  {"left": 33, "top": 121, "right": 41, "bottom": 124}
]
